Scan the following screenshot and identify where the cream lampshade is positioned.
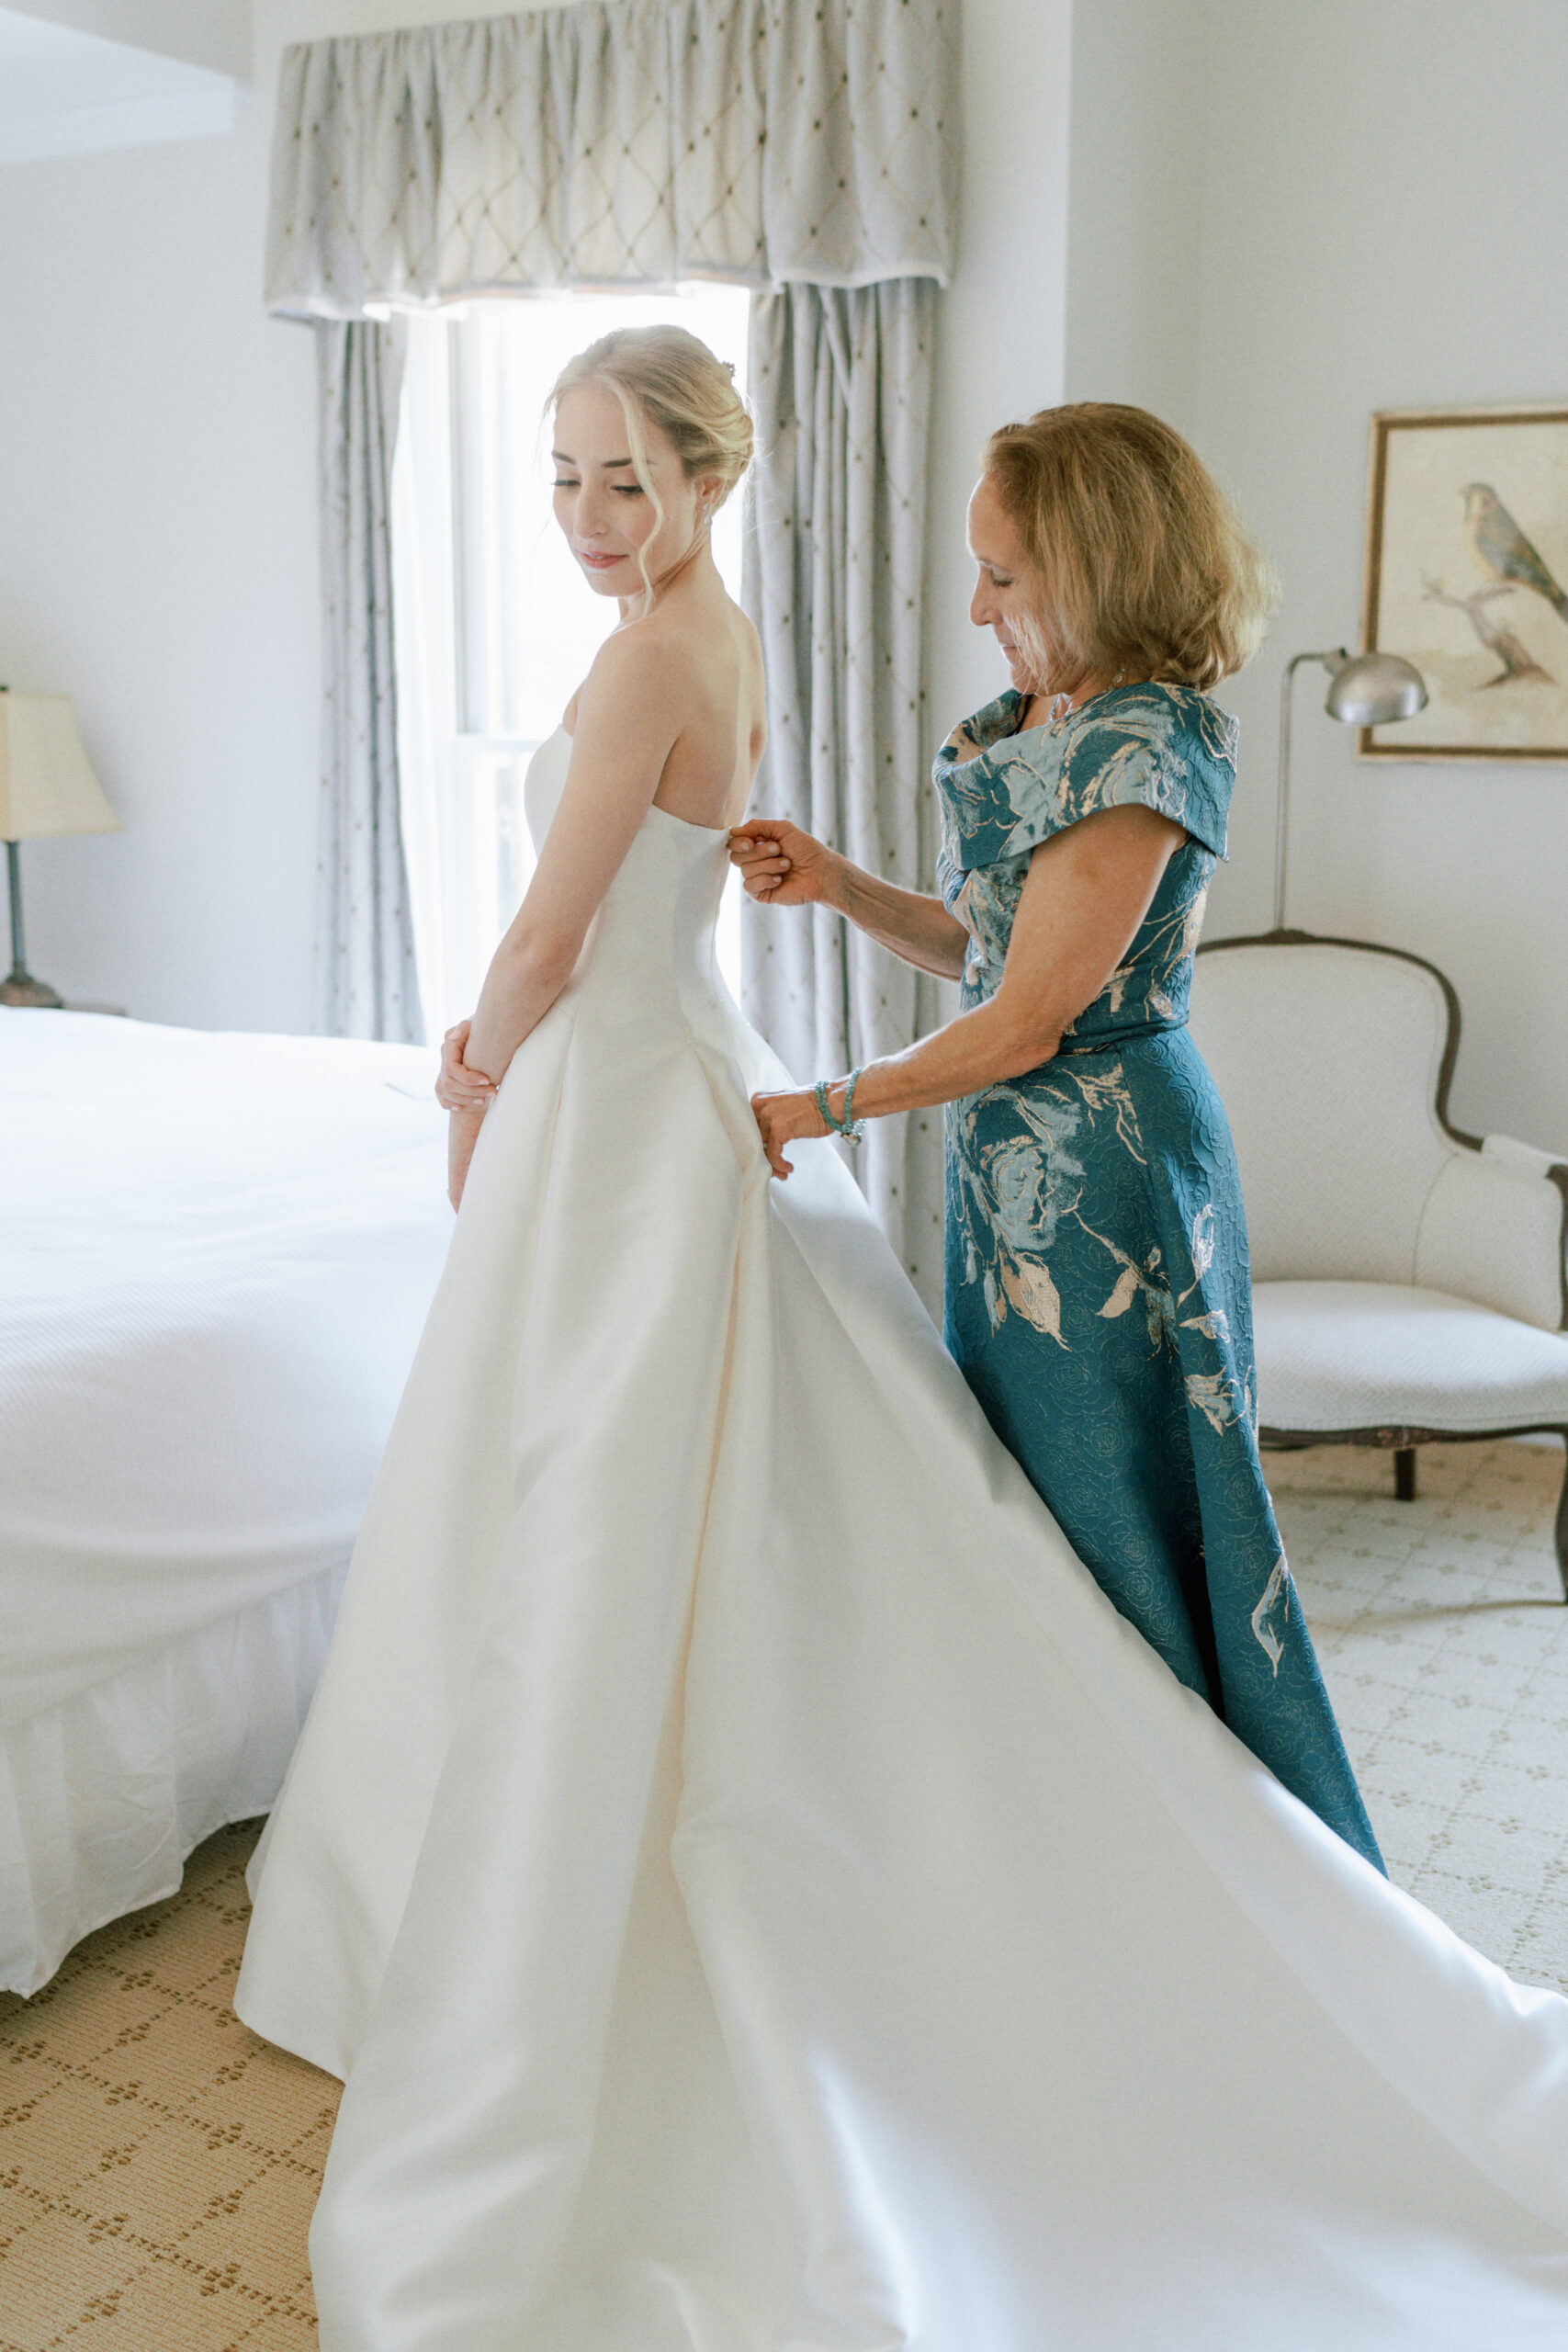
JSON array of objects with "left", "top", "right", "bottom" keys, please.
[{"left": 0, "top": 689, "right": 121, "bottom": 1009}]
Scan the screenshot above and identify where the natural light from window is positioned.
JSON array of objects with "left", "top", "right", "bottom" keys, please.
[{"left": 392, "top": 285, "right": 752, "bottom": 1040}]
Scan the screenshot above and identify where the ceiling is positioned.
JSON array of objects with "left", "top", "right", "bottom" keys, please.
[{"left": 0, "top": 5, "right": 242, "bottom": 164}]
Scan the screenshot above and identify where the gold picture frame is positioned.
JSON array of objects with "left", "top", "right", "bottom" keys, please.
[{"left": 1360, "top": 401, "right": 1568, "bottom": 760}]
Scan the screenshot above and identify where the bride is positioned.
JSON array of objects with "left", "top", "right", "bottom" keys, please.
[{"left": 236, "top": 326, "right": 1568, "bottom": 2350}]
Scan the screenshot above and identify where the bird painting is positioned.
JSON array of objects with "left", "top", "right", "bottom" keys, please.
[
  {"left": 1461, "top": 482, "right": 1568, "bottom": 623},
  {"left": 1363, "top": 407, "right": 1568, "bottom": 754},
  {"left": 1421, "top": 574, "right": 1552, "bottom": 688}
]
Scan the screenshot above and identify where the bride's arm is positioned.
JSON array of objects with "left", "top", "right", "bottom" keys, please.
[
  {"left": 729, "top": 820, "right": 967, "bottom": 981},
  {"left": 460, "top": 631, "right": 688, "bottom": 1090}
]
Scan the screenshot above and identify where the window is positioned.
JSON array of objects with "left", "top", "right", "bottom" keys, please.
[{"left": 392, "top": 286, "right": 752, "bottom": 1037}]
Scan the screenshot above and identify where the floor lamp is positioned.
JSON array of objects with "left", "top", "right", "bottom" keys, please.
[
  {"left": 0, "top": 689, "right": 121, "bottom": 1009},
  {"left": 1274, "top": 649, "right": 1427, "bottom": 933}
]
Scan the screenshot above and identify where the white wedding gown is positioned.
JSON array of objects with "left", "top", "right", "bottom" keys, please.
[{"left": 237, "top": 729, "right": 1568, "bottom": 2351}]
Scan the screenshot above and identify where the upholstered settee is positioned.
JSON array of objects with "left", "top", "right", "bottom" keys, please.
[{"left": 1188, "top": 934, "right": 1568, "bottom": 1593}]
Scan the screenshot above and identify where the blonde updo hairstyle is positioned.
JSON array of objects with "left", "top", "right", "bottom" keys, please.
[
  {"left": 548, "top": 324, "right": 754, "bottom": 612},
  {"left": 981, "top": 403, "right": 1279, "bottom": 694}
]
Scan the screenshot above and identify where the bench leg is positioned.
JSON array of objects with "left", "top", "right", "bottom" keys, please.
[
  {"left": 1555, "top": 1440, "right": 1568, "bottom": 1605},
  {"left": 1394, "top": 1446, "right": 1417, "bottom": 1503}
]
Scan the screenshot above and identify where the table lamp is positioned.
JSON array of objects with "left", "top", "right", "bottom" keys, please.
[
  {"left": 1273, "top": 649, "right": 1427, "bottom": 933},
  {"left": 0, "top": 689, "right": 121, "bottom": 1009}
]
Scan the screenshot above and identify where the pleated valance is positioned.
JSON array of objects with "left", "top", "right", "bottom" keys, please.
[{"left": 265, "top": 0, "right": 957, "bottom": 319}]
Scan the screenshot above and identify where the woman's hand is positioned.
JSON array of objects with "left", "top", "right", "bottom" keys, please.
[
  {"left": 732, "top": 820, "right": 968, "bottom": 981},
  {"left": 750, "top": 1085, "right": 829, "bottom": 1179},
  {"left": 728, "top": 820, "right": 840, "bottom": 909},
  {"left": 435, "top": 1020, "right": 497, "bottom": 1115}
]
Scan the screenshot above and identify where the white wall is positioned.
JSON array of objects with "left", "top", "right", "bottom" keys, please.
[
  {"left": 925, "top": 0, "right": 1073, "bottom": 743},
  {"left": 1196, "top": 0, "right": 1568, "bottom": 1158},
  {"left": 1062, "top": 0, "right": 1202, "bottom": 435},
  {"left": 0, "top": 0, "right": 487, "bottom": 1029},
  {"left": 1060, "top": 0, "right": 1568, "bottom": 1157},
  {"left": 0, "top": 94, "right": 321, "bottom": 1026}
]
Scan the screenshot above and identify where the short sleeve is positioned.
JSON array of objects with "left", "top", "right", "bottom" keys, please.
[
  {"left": 931, "top": 686, "right": 1241, "bottom": 879},
  {"left": 938, "top": 686, "right": 1235, "bottom": 873},
  {"left": 1051, "top": 696, "right": 1233, "bottom": 863}
]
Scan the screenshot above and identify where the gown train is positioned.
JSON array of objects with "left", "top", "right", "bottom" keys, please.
[{"left": 237, "top": 730, "right": 1568, "bottom": 2349}]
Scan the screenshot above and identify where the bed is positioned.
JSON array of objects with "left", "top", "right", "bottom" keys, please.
[{"left": 1, "top": 1011, "right": 451, "bottom": 1996}]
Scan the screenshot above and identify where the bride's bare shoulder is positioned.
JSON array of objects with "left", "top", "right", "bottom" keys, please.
[
  {"left": 732, "top": 600, "right": 763, "bottom": 675},
  {"left": 572, "top": 619, "right": 686, "bottom": 730},
  {"left": 579, "top": 605, "right": 740, "bottom": 733},
  {"left": 736, "top": 602, "right": 764, "bottom": 683},
  {"left": 604, "top": 608, "right": 709, "bottom": 681}
]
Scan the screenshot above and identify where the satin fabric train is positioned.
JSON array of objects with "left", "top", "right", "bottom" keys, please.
[{"left": 237, "top": 730, "right": 1568, "bottom": 2350}]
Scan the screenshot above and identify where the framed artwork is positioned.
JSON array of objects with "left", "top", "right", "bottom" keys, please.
[{"left": 1360, "top": 402, "right": 1568, "bottom": 760}]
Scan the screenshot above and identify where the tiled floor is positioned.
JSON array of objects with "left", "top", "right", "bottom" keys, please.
[{"left": 1271, "top": 1437, "right": 1568, "bottom": 1994}]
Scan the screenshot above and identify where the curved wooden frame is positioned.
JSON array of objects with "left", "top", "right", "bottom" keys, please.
[{"left": 1197, "top": 927, "right": 1568, "bottom": 1594}]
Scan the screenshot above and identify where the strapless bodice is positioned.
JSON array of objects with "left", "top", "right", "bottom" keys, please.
[{"left": 523, "top": 727, "right": 735, "bottom": 1051}]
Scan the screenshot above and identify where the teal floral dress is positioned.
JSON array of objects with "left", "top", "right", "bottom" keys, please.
[{"left": 936, "top": 683, "right": 1382, "bottom": 1870}]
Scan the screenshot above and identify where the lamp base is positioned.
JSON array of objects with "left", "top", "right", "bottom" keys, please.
[{"left": 0, "top": 967, "right": 65, "bottom": 1009}]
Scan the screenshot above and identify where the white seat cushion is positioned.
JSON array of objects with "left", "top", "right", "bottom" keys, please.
[{"left": 1253, "top": 1281, "right": 1568, "bottom": 1435}]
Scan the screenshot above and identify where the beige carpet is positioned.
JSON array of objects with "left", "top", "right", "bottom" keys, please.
[
  {"left": 0, "top": 1825, "right": 334, "bottom": 2351},
  {"left": 3, "top": 1435, "right": 1565, "bottom": 2348}
]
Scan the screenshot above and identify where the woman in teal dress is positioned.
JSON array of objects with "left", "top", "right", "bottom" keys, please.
[{"left": 733, "top": 401, "right": 1382, "bottom": 1871}]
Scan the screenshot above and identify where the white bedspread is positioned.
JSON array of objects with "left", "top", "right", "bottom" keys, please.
[{"left": 1, "top": 1012, "right": 451, "bottom": 1734}]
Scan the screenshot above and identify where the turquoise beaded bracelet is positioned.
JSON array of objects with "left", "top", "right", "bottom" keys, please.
[{"left": 814, "top": 1069, "right": 864, "bottom": 1145}]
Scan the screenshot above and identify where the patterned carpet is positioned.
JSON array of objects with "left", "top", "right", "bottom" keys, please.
[
  {"left": 0, "top": 1828, "right": 333, "bottom": 2351},
  {"left": 2, "top": 1435, "right": 1564, "bottom": 2349}
]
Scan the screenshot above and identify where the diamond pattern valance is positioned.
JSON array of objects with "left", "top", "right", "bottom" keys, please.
[{"left": 265, "top": 0, "right": 957, "bottom": 319}]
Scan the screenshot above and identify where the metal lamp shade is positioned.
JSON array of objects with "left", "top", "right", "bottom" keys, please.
[
  {"left": 1323, "top": 651, "right": 1427, "bottom": 729},
  {"left": 1273, "top": 647, "right": 1428, "bottom": 933}
]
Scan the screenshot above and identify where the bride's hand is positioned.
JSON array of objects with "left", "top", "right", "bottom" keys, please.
[
  {"left": 750, "top": 1086, "right": 829, "bottom": 1179},
  {"left": 435, "top": 1020, "right": 497, "bottom": 1114},
  {"left": 447, "top": 1109, "right": 481, "bottom": 1213},
  {"left": 728, "top": 820, "right": 839, "bottom": 909}
]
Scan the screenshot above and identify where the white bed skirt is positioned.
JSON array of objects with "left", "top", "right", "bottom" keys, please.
[{"left": 0, "top": 1568, "right": 342, "bottom": 1998}]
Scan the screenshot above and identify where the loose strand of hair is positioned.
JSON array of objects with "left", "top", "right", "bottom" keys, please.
[{"left": 602, "top": 371, "right": 666, "bottom": 624}]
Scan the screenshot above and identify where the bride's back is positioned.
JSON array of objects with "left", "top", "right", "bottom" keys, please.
[{"left": 567, "top": 577, "right": 766, "bottom": 836}]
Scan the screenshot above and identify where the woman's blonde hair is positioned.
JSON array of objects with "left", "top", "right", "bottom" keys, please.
[
  {"left": 981, "top": 403, "right": 1278, "bottom": 692},
  {"left": 548, "top": 324, "right": 754, "bottom": 612}
]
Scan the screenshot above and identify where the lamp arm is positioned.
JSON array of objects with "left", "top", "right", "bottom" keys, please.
[{"left": 1274, "top": 647, "right": 1348, "bottom": 933}]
